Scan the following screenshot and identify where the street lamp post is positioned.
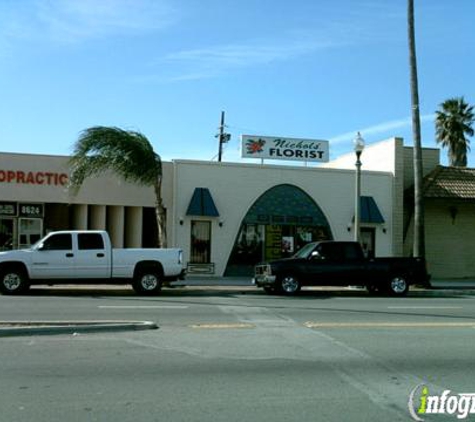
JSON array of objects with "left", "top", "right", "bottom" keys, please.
[{"left": 354, "top": 132, "right": 365, "bottom": 243}]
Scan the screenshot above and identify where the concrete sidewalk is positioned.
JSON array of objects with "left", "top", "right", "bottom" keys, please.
[
  {"left": 179, "top": 276, "right": 475, "bottom": 290},
  {"left": 430, "top": 279, "right": 475, "bottom": 289}
]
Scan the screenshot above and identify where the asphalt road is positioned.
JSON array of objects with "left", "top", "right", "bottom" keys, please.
[{"left": 1, "top": 286, "right": 475, "bottom": 422}]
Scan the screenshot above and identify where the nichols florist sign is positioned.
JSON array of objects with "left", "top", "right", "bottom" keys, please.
[{"left": 241, "top": 135, "right": 329, "bottom": 163}]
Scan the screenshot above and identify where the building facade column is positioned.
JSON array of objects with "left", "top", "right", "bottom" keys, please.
[
  {"left": 107, "top": 206, "right": 124, "bottom": 248},
  {"left": 89, "top": 205, "right": 107, "bottom": 230},
  {"left": 125, "top": 207, "right": 143, "bottom": 248},
  {"left": 72, "top": 204, "right": 88, "bottom": 230}
]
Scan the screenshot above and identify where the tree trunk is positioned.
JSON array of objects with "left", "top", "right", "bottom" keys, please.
[
  {"left": 154, "top": 178, "right": 167, "bottom": 248},
  {"left": 408, "top": 0, "right": 425, "bottom": 258}
]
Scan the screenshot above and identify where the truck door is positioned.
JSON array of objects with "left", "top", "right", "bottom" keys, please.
[
  {"left": 337, "top": 243, "right": 366, "bottom": 284},
  {"left": 30, "top": 233, "right": 75, "bottom": 279},
  {"left": 75, "top": 233, "right": 110, "bottom": 279},
  {"left": 299, "top": 243, "right": 340, "bottom": 284},
  {"left": 304, "top": 242, "right": 365, "bottom": 285}
]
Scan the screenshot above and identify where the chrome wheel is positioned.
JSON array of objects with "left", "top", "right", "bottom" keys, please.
[
  {"left": 4, "top": 273, "right": 22, "bottom": 291},
  {"left": 0, "top": 269, "right": 29, "bottom": 295},
  {"left": 133, "top": 270, "right": 162, "bottom": 295},
  {"left": 280, "top": 275, "right": 301, "bottom": 295},
  {"left": 389, "top": 276, "right": 409, "bottom": 296},
  {"left": 140, "top": 273, "right": 160, "bottom": 291}
]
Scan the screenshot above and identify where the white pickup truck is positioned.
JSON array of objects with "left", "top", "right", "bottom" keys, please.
[{"left": 0, "top": 230, "right": 185, "bottom": 295}]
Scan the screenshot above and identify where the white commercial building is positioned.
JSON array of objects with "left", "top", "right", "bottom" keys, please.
[{"left": 0, "top": 137, "right": 449, "bottom": 278}]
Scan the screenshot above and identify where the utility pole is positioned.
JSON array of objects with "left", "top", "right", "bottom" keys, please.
[{"left": 216, "top": 111, "right": 231, "bottom": 162}]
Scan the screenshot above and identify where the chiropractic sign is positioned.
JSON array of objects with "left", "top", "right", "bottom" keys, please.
[
  {"left": 0, "top": 169, "right": 68, "bottom": 186},
  {"left": 241, "top": 135, "right": 329, "bottom": 163}
]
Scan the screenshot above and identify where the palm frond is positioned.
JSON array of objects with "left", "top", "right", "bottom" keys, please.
[{"left": 69, "top": 126, "right": 162, "bottom": 193}]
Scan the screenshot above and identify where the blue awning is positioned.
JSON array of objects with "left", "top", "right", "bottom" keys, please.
[
  {"left": 360, "top": 196, "right": 385, "bottom": 223},
  {"left": 186, "top": 188, "right": 220, "bottom": 217},
  {"left": 356, "top": 196, "right": 385, "bottom": 224}
]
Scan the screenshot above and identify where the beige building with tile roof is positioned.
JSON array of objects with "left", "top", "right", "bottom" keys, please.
[
  {"left": 423, "top": 166, "right": 475, "bottom": 199},
  {"left": 413, "top": 166, "right": 475, "bottom": 278}
]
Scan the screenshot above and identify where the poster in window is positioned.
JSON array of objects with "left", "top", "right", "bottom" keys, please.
[{"left": 282, "top": 236, "right": 294, "bottom": 253}]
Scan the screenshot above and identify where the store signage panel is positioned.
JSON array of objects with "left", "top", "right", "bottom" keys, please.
[
  {"left": 0, "top": 170, "right": 68, "bottom": 186},
  {"left": 241, "top": 135, "right": 329, "bottom": 163},
  {"left": 19, "top": 203, "right": 44, "bottom": 218},
  {"left": 0, "top": 202, "right": 18, "bottom": 217}
]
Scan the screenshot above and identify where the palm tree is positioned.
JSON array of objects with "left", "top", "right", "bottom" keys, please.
[
  {"left": 435, "top": 97, "right": 474, "bottom": 167},
  {"left": 69, "top": 126, "right": 167, "bottom": 247},
  {"left": 408, "top": 0, "right": 425, "bottom": 258}
]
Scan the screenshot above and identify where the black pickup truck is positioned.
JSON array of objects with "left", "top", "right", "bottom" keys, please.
[{"left": 253, "top": 241, "right": 430, "bottom": 296}]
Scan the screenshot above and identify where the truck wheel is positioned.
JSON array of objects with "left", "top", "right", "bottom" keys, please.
[
  {"left": 0, "top": 268, "right": 29, "bottom": 295},
  {"left": 133, "top": 269, "right": 162, "bottom": 295},
  {"left": 387, "top": 275, "right": 409, "bottom": 296},
  {"left": 279, "top": 274, "right": 301, "bottom": 295}
]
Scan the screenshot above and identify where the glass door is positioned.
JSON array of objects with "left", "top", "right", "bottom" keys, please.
[
  {"left": 190, "top": 220, "right": 212, "bottom": 263},
  {"left": 361, "top": 227, "right": 376, "bottom": 258},
  {"left": 0, "top": 218, "right": 15, "bottom": 251},
  {"left": 18, "top": 218, "right": 43, "bottom": 249}
]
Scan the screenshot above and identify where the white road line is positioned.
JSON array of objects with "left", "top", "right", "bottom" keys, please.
[
  {"left": 305, "top": 321, "right": 475, "bottom": 328},
  {"left": 387, "top": 306, "right": 463, "bottom": 309},
  {"left": 98, "top": 305, "right": 189, "bottom": 309}
]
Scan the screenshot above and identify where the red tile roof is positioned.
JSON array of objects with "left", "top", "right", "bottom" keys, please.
[{"left": 423, "top": 166, "right": 475, "bottom": 199}]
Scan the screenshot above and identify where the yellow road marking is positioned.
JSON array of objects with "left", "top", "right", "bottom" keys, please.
[
  {"left": 305, "top": 321, "right": 475, "bottom": 328},
  {"left": 387, "top": 306, "right": 462, "bottom": 309},
  {"left": 191, "top": 323, "right": 255, "bottom": 329}
]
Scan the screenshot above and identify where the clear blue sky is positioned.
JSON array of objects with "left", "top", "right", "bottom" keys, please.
[{"left": 1, "top": 0, "right": 474, "bottom": 166}]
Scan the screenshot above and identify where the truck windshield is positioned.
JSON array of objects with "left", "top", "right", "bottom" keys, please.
[{"left": 292, "top": 242, "right": 317, "bottom": 259}]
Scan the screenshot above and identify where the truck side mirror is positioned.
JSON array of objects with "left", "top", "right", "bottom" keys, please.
[{"left": 310, "top": 251, "right": 324, "bottom": 260}]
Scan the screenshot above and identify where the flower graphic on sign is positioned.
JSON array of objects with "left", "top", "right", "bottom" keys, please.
[{"left": 246, "top": 139, "right": 266, "bottom": 154}]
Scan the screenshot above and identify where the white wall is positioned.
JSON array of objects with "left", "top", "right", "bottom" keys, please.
[
  {"left": 0, "top": 152, "right": 160, "bottom": 206},
  {"left": 172, "top": 160, "right": 394, "bottom": 276},
  {"left": 324, "top": 138, "right": 403, "bottom": 254},
  {"left": 324, "top": 138, "right": 441, "bottom": 256}
]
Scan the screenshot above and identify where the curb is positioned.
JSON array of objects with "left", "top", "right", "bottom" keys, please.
[{"left": 0, "top": 320, "right": 158, "bottom": 337}]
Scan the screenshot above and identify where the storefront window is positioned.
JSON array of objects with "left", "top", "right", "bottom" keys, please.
[
  {"left": 18, "top": 218, "right": 42, "bottom": 249},
  {"left": 190, "top": 220, "right": 211, "bottom": 263},
  {"left": 225, "top": 184, "right": 333, "bottom": 276},
  {"left": 228, "top": 224, "right": 264, "bottom": 266}
]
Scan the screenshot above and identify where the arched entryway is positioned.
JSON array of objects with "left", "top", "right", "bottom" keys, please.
[{"left": 224, "top": 184, "right": 333, "bottom": 276}]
